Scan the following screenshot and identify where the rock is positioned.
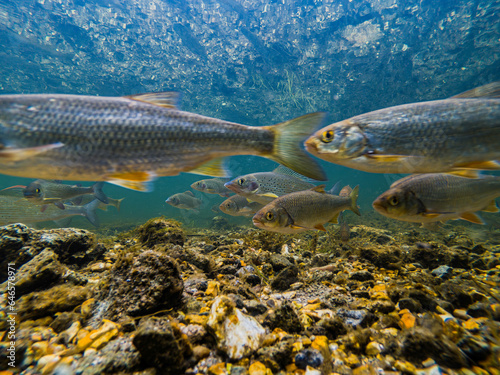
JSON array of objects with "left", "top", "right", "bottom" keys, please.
[
  {"left": 270, "top": 265, "right": 299, "bottom": 291},
  {"left": 457, "top": 336, "right": 492, "bottom": 363},
  {"left": 336, "top": 309, "right": 374, "bottom": 328},
  {"left": 397, "top": 298, "right": 422, "bottom": 313},
  {"left": 431, "top": 265, "right": 453, "bottom": 280},
  {"left": 243, "top": 300, "right": 268, "bottom": 316},
  {"left": 243, "top": 273, "right": 261, "bottom": 286},
  {"left": 269, "top": 253, "right": 293, "bottom": 272},
  {"left": 466, "top": 302, "right": 492, "bottom": 319},
  {"left": 294, "top": 348, "right": 323, "bottom": 369},
  {"left": 349, "top": 270, "right": 374, "bottom": 281},
  {"left": 315, "top": 318, "right": 347, "bottom": 340},
  {"left": 207, "top": 296, "right": 266, "bottom": 360},
  {"left": 256, "top": 339, "right": 294, "bottom": 372},
  {"left": 264, "top": 302, "right": 303, "bottom": 334},
  {"left": 50, "top": 312, "right": 81, "bottom": 333},
  {"left": 99, "top": 250, "right": 184, "bottom": 319},
  {"left": 137, "top": 217, "right": 185, "bottom": 247},
  {"left": 438, "top": 281, "right": 473, "bottom": 309},
  {"left": 132, "top": 318, "right": 193, "bottom": 373}
]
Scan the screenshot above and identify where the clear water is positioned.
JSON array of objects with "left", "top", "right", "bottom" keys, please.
[{"left": 0, "top": 0, "right": 499, "bottom": 232}]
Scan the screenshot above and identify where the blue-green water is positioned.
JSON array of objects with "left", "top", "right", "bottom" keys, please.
[{"left": 0, "top": 0, "right": 499, "bottom": 231}]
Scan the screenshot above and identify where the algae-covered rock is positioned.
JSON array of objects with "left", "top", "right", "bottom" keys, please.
[
  {"left": 99, "top": 250, "right": 184, "bottom": 319},
  {"left": 264, "top": 302, "right": 303, "bottom": 334},
  {"left": 138, "top": 217, "right": 185, "bottom": 247},
  {"left": 270, "top": 265, "right": 299, "bottom": 291},
  {"left": 207, "top": 296, "right": 266, "bottom": 360},
  {"left": 132, "top": 318, "right": 193, "bottom": 373}
]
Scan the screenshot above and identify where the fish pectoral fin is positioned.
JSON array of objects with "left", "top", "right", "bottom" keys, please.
[
  {"left": 260, "top": 193, "right": 279, "bottom": 199},
  {"left": 328, "top": 213, "right": 340, "bottom": 224},
  {"left": 290, "top": 224, "right": 309, "bottom": 230},
  {"left": 107, "top": 171, "right": 156, "bottom": 192},
  {"left": 0, "top": 143, "right": 64, "bottom": 162},
  {"left": 421, "top": 212, "right": 442, "bottom": 218},
  {"left": 447, "top": 170, "right": 480, "bottom": 178},
  {"left": 188, "top": 158, "right": 229, "bottom": 177},
  {"left": 125, "top": 92, "right": 181, "bottom": 109},
  {"left": 453, "top": 161, "right": 500, "bottom": 171},
  {"left": 314, "top": 224, "right": 327, "bottom": 231},
  {"left": 364, "top": 153, "right": 408, "bottom": 162},
  {"left": 54, "top": 202, "right": 66, "bottom": 210},
  {"left": 40, "top": 197, "right": 61, "bottom": 203},
  {"left": 311, "top": 184, "right": 326, "bottom": 193},
  {"left": 482, "top": 200, "right": 499, "bottom": 213},
  {"left": 459, "top": 212, "right": 484, "bottom": 224}
]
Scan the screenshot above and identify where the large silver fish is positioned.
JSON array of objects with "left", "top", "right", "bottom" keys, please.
[
  {"left": 0, "top": 92, "right": 326, "bottom": 191},
  {"left": 305, "top": 82, "right": 500, "bottom": 175},
  {"left": 372, "top": 173, "right": 500, "bottom": 225},
  {"left": 224, "top": 166, "right": 316, "bottom": 205},
  {"left": 252, "top": 185, "right": 360, "bottom": 234},
  {"left": 0, "top": 192, "right": 100, "bottom": 226}
]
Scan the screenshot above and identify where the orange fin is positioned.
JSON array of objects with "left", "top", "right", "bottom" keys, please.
[
  {"left": 260, "top": 193, "right": 279, "bottom": 199},
  {"left": 447, "top": 170, "right": 480, "bottom": 178},
  {"left": 310, "top": 184, "right": 326, "bottom": 193},
  {"left": 364, "top": 154, "right": 408, "bottom": 162},
  {"left": 0, "top": 143, "right": 64, "bottom": 162},
  {"left": 453, "top": 160, "right": 500, "bottom": 171},
  {"left": 459, "top": 212, "right": 484, "bottom": 224},
  {"left": 482, "top": 200, "right": 499, "bottom": 213},
  {"left": 188, "top": 158, "right": 228, "bottom": 177},
  {"left": 422, "top": 212, "right": 442, "bottom": 218},
  {"left": 328, "top": 213, "right": 340, "bottom": 224},
  {"left": 107, "top": 171, "right": 156, "bottom": 192},
  {"left": 125, "top": 92, "right": 180, "bottom": 109},
  {"left": 290, "top": 224, "right": 309, "bottom": 230},
  {"left": 314, "top": 224, "right": 327, "bottom": 231}
]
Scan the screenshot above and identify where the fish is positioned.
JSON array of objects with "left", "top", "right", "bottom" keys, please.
[
  {"left": 191, "top": 178, "right": 233, "bottom": 197},
  {"left": 0, "top": 92, "right": 327, "bottom": 191},
  {"left": 252, "top": 185, "right": 360, "bottom": 234},
  {"left": 73, "top": 195, "right": 124, "bottom": 212},
  {"left": 224, "top": 165, "right": 317, "bottom": 205},
  {"left": 337, "top": 185, "right": 353, "bottom": 243},
  {"left": 0, "top": 192, "right": 100, "bottom": 226},
  {"left": 165, "top": 191, "right": 202, "bottom": 210},
  {"left": 372, "top": 173, "right": 500, "bottom": 225},
  {"left": 23, "top": 179, "right": 108, "bottom": 209},
  {"left": 219, "top": 195, "right": 264, "bottom": 217},
  {"left": 305, "top": 82, "right": 500, "bottom": 175}
]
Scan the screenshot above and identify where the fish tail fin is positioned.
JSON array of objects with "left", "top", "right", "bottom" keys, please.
[
  {"left": 114, "top": 198, "right": 125, "bottom": 212},
  {"left": 349, "top": 185, "right": 361, "bottom": 216},
  {"left": 92, "top": 182, "right": 108, "bottom": 204},
  {"left": 83, "top": 199, "right": 100, "bottom": 227},
  {"left": 266, "top": 112, "right": 327, "bottom": 181}
]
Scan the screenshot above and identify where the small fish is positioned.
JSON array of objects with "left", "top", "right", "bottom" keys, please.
[
  {"left": 338, "top": 212, "right": 350, "bottom": 243},
  {"left": 74, "top": 195, "right": 124, "bottom": 212},
  {"left": 252, "top": 185, "right": 360, "bottom": 234},
  {"left": 191, "top": 178, "right": 233, "bottom": 197},
  {"left": 0, "top": 93, "right": 327, "bottom": 191},
  {"left": 166, "top": 191, "right": 202, "bottom": 210},
  {"left": 372, "top": 173, "right": 500, "bottom": 225},
  {"left": 305, "top": 82, "right": 500, "bottom": 175},
  {"left": 224, "top": 165, "right": 317, "bottom": 205},
  {"left": 219, "top": 195, "right": 264, "bottom": 217},
  {"left": 0, "top": 192, "right": 100, "bottom": 226},
  {"left": 23, "top": 179, "right": 108, "bottom": 209}
]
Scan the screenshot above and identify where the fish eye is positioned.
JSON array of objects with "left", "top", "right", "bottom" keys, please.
[
  {"left": 388, "top": 196, "right": 399, "bottom": 206},
  {"left": 35, "top": 188, "right": 40, "bottom": 194},
  {"left": 321, "top": 130, "right": 334, "bottom": 143},
  {"left": 265, "top": 212, "right": 274, "bottom": 221},
  {"left": 237, "top": 178, "right": 244, "bottom": 186}
]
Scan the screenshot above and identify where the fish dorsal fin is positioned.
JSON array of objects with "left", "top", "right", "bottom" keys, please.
[
  {"left": 125, "top": 92, "right": 181, "bottom": 109},
  {"left": 311, "top": 184, "right": 326, "bottom": 193},
  {"left": 482, "top": 200, "right": 499, "bottom": 213},
  {"left": 450, "top": 81, "right": 500, "bottom": 99},
  {"left": 184, "top": 191, "right": 195, "bottom": 197},
  {"left": 459, "top": 212, "right": 484, "bottom": 224},
  {"left": 272, "top": 165, "right": 316, "bottom": 183},
  {"left": 188, "top": 158, "right": 229, "bottom": 177}
]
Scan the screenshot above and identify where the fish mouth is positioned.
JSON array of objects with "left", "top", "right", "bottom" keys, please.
[
  {"left": 371, "top": 199, "right": 386, "bottom": 213},
  {"left": 304, "top": 137, "right": 319, "bottom": 154},
  {"left": 252, "top": 218, "right": 264, "bottom": 228},
  {"left": 224, "top": 182, "right": 240, "bottom": 193}
]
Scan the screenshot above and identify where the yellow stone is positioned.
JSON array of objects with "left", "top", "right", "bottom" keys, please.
[
  {"left": 248, "top": 361, "right": 268, "bottom": 375},
  {"left": 207, "top": 362, "right": 227, "bottom": 375},
  {"left": 352, "top": 364, "right": 378, "bottom": 375},
  {"left": 307, "top": 298, "right": 321, "bottom": 304},
  {"left": 303, "top": 302, "right": 322, "bottom": 311},
  {"left": 205, "top": 281, "right": 220, "bottom": 297},
  {"left": 32, "top": 341, "right": 50, "bottom": 360},
  {"left": 199, "top": 306, "right": 211, "bottom": 314},
  {"left": 81, "top": 298, "right": 95, "bottom": 319},
  {"left": 345, "top": 353, "right": 360, "bottom": 367},
  {"left": 365, "top": 341, "right": 383, "bottom": 356},
  {"left": 463, "top": 318, "right": 480, "bottom": 331},
  {"left": 471, "top": 366, "right": 490, "bottom": 375},
  {"left": 399, "top": 313, "right": 416, "bottom": 329},
  {"left": 186, "top": 314, "right": 208, "bottom": 325},
  {"left": 394, "top": 360, "right": 417, "bottom": 374}
]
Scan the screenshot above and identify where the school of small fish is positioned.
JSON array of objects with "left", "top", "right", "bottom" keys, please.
[{"left": 0, "top": 81, "right": 499, "bottom": 231}]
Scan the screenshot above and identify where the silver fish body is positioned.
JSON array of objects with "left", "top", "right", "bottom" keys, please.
[
  {"left": 166, "top": 191, "right": 202, "bottom": 210},
  {"left": 0, "top": 93, "right": 326, "bottom": 190},
  {"left": 225, "top": 169, "right": 316, "bottom": 205},
  {"left": 191, "top": 178, "right": 232, "bottom": 197},
  {"left": 23, "top": 179, "right": 107, "bottom": 206},
  {"left": 372, "top": 173, "right": 500, "bottom": 224},
  {"left": 252, "top": 185, "right": 360, "bottom": 234},
  {"left": 219, "top": 195, "right": 264, "bottom": 216},
  {"left": 305, "top": 82, "right": 500, "bottom": 174}
]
